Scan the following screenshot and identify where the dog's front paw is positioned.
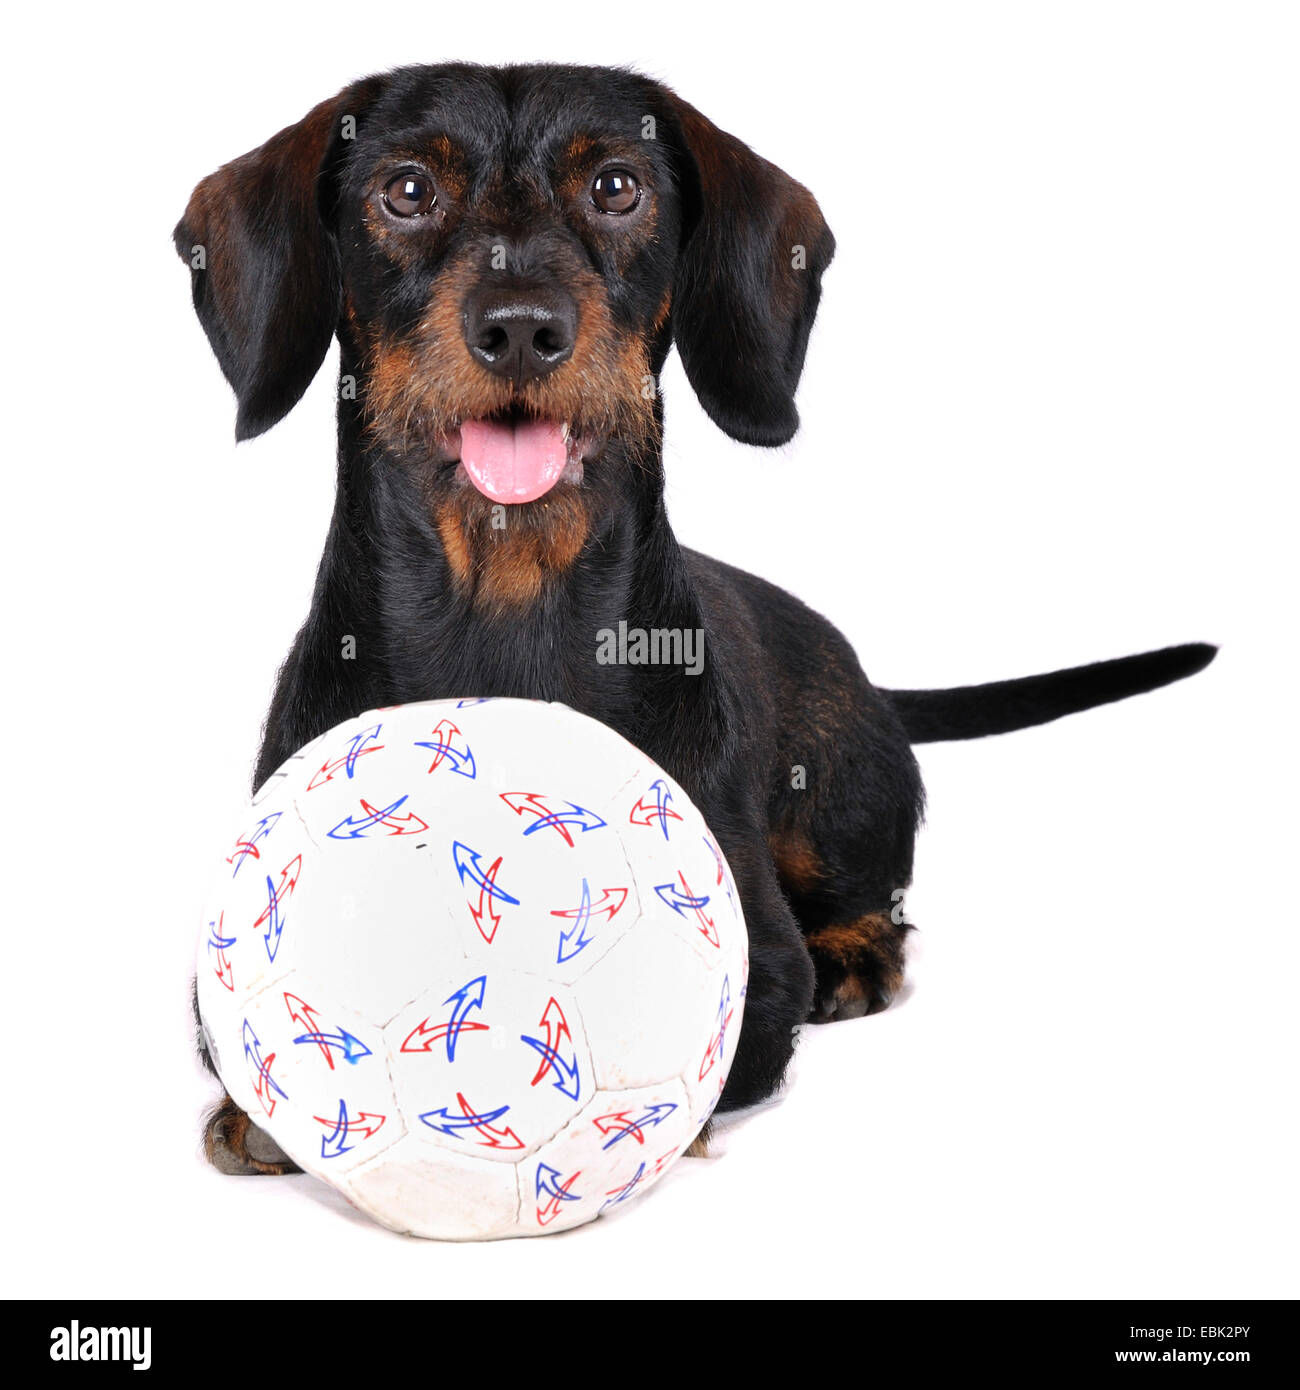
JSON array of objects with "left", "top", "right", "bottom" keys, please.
[
  {"left": 203, "top": 1093, "right": 300, "bottom": 1175},
  {"left": 806, "top": 913, "right": 909, "bottom": 1022}
]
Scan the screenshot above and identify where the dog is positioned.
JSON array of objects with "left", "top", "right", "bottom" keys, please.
[{"left": 175, "top": 62, "right": 1214, "bottom": 1174}]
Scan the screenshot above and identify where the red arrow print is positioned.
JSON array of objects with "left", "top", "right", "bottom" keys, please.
[{"left": 457, "top": 1092, "right": 524, "bottom": 1151}]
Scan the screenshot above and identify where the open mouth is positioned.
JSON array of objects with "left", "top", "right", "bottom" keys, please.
[{"left": 449, "top": 406, "right": 592, "bottom": 504}]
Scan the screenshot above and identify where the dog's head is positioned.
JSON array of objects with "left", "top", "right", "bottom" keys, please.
[{"left": 176, "top": 64, "right": 833, "bottom": 579}]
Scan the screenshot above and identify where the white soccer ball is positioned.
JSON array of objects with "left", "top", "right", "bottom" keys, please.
[{"left": 196, "top": 697, "right": 747, "bottom": 1239}]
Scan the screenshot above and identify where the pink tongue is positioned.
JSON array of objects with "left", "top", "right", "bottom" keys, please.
[{"left": 459, "top": 418, "right": 568, "bottom": 503}]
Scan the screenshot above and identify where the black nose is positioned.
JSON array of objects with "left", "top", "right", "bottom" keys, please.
[{"left": 463, "top": 287, "right": 578, "bottom": 383}]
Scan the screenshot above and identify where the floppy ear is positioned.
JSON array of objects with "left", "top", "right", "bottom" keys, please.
[
  {"left": 173, "top": 80, "right": 382, "bottom": 441},
  {"left": 662, "top": 93, "right": 835, "bottom": 447}
]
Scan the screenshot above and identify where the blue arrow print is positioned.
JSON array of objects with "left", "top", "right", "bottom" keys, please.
[
  {"left": 413, "top": 730, "right": 476, "bottom": 779},
  {"left": 535, "top": 1162, "right": 583, "bottom": 1204},
  {"left": 601, "top": 1162, "right": 647, "bottom": 1210},
  {"left": 292, "top": 1027, "right": 371, "bottom": 1065},
  {"left": 441, "top": 976, "right": 488, "bottom": 1063},
  {"left": 519, "top": 1034, "right": 582, "bottom": 1101},
  {"left": 556, "top": 879, "right": 596, "bottom": 964},
  {"left": 262, "top": 874, "right": 285, "bottom": 961},
  {"left": 600, "top": 1102, "right": 678, "bottom": 1150},
  {"left": 653, "top": 880, "right": 711, "bottom": 919},
  {"left": 451, "top": 842, "right": 522, "bottom": 906},
  {"left": 419, "top": 1100, "right": 512, "bottom": 1139}
]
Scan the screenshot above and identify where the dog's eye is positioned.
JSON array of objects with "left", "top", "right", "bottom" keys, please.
[
  {"left": 591, "top": 169, "right": 641, "bottom": 215},
  {"left": 383, "top": 173, "right": 438, "bottom": 218}
]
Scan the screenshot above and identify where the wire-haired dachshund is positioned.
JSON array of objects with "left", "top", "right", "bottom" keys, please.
[{"left": 176, "top": 62, "right": 1214, "bottom": 1175}]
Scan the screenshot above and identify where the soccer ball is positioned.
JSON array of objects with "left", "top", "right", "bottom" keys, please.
[{"left": 196, "top": 697, "right": 747, "bottom": 1239}]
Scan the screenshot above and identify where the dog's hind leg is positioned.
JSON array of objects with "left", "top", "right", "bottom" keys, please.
[
  {"left": 768, "top": 668, "right": 925, "bottom": 1023},
  {"left": 775, "top": 795, "right": 921, "bottom": 1023}
]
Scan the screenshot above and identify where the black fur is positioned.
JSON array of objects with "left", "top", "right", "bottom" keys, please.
[{"left": 889, "top": 643, "right": 1218, "bottom": 742}]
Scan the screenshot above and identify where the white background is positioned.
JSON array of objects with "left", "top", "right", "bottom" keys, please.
[{"left": 4, "top": 1, "right": 1296, "bottom": 1299}]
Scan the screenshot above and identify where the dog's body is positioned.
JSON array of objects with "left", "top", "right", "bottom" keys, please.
[{"left": 177, "top": 63, "right": 1212, "bottom": 1174}]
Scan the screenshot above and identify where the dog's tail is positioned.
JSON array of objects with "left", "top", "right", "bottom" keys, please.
[{"left": 884, "top": 643, "right": 1216, "bottom": 743}]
